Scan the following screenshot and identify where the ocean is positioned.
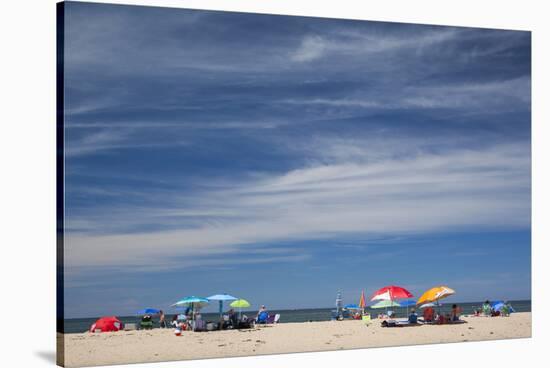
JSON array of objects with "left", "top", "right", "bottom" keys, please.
[{"left": 62, "top": 299, "right": 531, "bottom": 334}]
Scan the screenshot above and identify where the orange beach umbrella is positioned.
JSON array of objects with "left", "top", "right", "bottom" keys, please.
[{"left": 417, "top": 286, "right": 455, "bottom": 305}]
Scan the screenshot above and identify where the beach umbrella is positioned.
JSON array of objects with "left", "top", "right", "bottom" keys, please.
[
  {"left": 491, "top": 301, "right": 515, "bottom": 313},
  {"left": 371, "top": 300, "right": 401, "bottom": 318},
  {"left": 135, "top": 308, "right": 161, "bottom": 316},
  {"left": 370, "top": 300, "right": 401, "bottom": 309},
  {"left": 207, "top": 294, "right": 237, "bottom": 318},
  {"left": 416, "top": 286, "right": 455, "bottom": 305},
  {"left": 172, "top": 296, "right": 210, "bottom": 309},
  {"left": 371, "top": 286, "right": 413, "bottom": 316},
  {"left": 344, "top": 304, "right": 361, "bottom": 309},
  {"left": 371, "top": 285, "right": 413, "bottom": 301},
  {"left": 230, "top": 298, "right": 251, "bottom": 319},
  {"left": 417, "top": 286, "right": 455, "bottom": 315},
  {"left": 419, "top": 302, "right": 437, "bottom": 309},
  {"left": 400, "top": 300, "right": 416, "bottom": 307},
  {"left": 399, "top": 300, "right": 416, "bottom": 316},
  {"left": 171, "top": 296, "right": 210, "bottom": 330}
]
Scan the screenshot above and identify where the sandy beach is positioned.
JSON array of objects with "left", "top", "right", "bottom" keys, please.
[{"left": 60, "top": 312, "right": 531, "bottom": 367}]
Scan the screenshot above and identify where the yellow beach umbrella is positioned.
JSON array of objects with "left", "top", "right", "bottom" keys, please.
[
  {"left": 230, "top": 299, "right": 251, "bottom": 308},
  {"left": 230, "top": 299, "right": 251, "bottom": 319},
  {"left": 417, "top": 286, "right": 455, "bottom": 305}
]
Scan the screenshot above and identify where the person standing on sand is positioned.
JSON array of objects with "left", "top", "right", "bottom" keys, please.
[
  {"left": 159, "top": 310, "right": 166, "bottom": 328},
  {"left": 451, "top": 304, "right": 462, "bottom": 321},
  {"left": 482, "top": 300, "right": 492, "bottom": 316}
]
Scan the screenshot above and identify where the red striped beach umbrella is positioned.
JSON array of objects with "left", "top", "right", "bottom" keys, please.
[{"left": 371, "top": 285, "right": 413, "bottom": 301}]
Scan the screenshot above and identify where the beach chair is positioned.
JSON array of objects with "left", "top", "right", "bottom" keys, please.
[
  {"left": 265, "top": 313, "right": 281, "bottom": 324},
  {"left": 257, "top": 311, "right": 269, "bottom": 324},
  {"left": 140, "top": 316, "right": 153, "bottom": 330},
  {"left": 361, "top": 314, "right": 371, "bottom": 325}
]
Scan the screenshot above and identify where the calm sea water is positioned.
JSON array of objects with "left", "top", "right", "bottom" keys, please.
[{"left": 63, "top": 300, "right": 531, "bottom": 334}]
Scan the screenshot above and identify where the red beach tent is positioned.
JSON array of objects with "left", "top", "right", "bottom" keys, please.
[{"left": 89, "top": 316, "right": 124, "bottom": 332}]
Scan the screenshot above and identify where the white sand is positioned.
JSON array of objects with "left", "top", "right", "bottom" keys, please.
[{"left": 60, "top": 312, "right": 531, "bottom": 367}]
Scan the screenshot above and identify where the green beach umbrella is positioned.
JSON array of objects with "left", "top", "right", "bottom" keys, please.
[
  {"left": 230, "top": 299, "right": 251, "bottom": 319},
  {"left": 370, "top": 300, "right": 401, "bottom": 309},
  {"left": 370, "top": 300, "right": 401, "bottom": 318}
]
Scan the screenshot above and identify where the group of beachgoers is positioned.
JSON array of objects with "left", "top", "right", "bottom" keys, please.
[
  {"left": 396, "top": 304, "right": 464, "bottom": 326},
  {"left": 473, "top": 300, "right": 514, "bottom": 317},
  {"left": 169, "top": 305, "right": 274, "bottom": 334},
  {"left": 338, "top": 301, "right": 514, "bottom": 328}
]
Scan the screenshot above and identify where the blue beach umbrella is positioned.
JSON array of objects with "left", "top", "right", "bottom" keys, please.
[
  {"left": 207, "top": 294, "right": 238, "bottom": 318},
  {"left": 399, "top": 300, "right": 416, "bottom": 307},
  {"left": 172, "top": 296, "right": 210, "bottom": 307},
  {"left": 344, "top": 304, "right": 361, "bottom": 309},
  {"left": 136, "top": 308, "right": 161, "bottom": 315},
  {"left": 400, "top": 300, "right": 416, "bottom": 316},
  {"left": 171, "top": 296, "right": 210, "bottom": 331},
  {"left": 491, "top": 301, "right": 515, "bottom": 313}
]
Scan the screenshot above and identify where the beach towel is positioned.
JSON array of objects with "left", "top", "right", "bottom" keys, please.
[{"left": 381, "top": 320, "right": 421, "bottom": 328}]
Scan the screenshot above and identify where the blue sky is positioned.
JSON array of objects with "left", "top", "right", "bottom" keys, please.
[{"left": 62, "top": 2, "right": 531, "bottom": 318}]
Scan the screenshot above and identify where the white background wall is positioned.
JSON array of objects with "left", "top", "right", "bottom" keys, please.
[{"left": 1, "top": 1, "right": 548, "bottom": 367}]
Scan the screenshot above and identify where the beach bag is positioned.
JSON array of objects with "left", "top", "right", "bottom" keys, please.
[
  {"left": 193, "top": 319, "right": 206, "bottom": 331},
  {"left": 206, "top": 322, "right": 218, "bottom": 331}
]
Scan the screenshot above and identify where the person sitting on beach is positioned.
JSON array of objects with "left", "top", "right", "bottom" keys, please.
[
  {"left": 423, "top": 307, "right": 435, "bottom": 323},
  {"left": 257, "top": 305, "right": 267, "bottom": 318},
  {"left": 171, "top": 314, "right": 178, "bottom": 328},
  {"left": 451, "top": 304, "right": 462, "bottom": 322},
  {"left": 408, "top": 309, "right": 418, "bottom": 324},
  {"left": 184, "top": 307, "right": 192, "bottom": 319},
  {"left": 226, "top": 308, "right": 238, "bottom": 328},
  {"left": 501, "top": 302, "right": 512, "bottom": 317}
]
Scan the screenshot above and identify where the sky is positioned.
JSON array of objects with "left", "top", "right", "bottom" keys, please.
[{"left": 62, "top": 2, "right": 531, "bottom": 318}]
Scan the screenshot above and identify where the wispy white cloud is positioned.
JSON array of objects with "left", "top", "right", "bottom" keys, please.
[
  {"left": 65, "top": 140, "right": 530, "bottom": 269},
  {"left": 290, "top": 35, "right": 328, "bottom": 62},
  {"left": 279, "top": 76, "right": 530, "bottom": 112},
  {"left": 289, "top": 28, "right": 462, "bottom": 63}
]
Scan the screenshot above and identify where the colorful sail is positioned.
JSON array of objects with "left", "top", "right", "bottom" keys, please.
[{"left": 359, "top": 290, "right": 366, "bottom": 309}]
